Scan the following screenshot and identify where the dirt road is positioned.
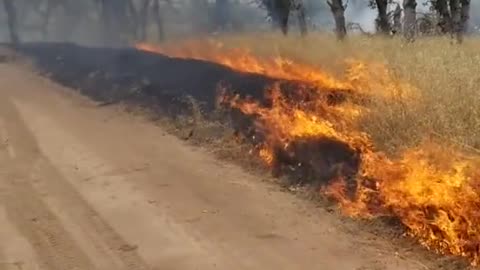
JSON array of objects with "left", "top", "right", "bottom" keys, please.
[{"left": 0, "top": 62, "right": 427, "bottom": 270}]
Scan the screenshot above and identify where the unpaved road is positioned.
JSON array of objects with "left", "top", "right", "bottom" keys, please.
[{"left": 0, "top": 62, "right": 427, "bottom": 270}]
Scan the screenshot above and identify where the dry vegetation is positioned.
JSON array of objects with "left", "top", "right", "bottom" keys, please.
[
  {"left": 18, "top": 31, "right": 480, "bottom": 268},
  {"left": 215, "top": 32, "right": 480, "bottom": 156},
  {"left": 145, "top": 32, "right": 480, "bottom": 269}
]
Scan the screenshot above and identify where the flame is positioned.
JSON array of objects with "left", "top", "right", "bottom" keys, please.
[
  {"left": 136, "top": 40, "right": 417, "bottom": 102},
  {"left": 136, "top": 40, "right": 353, "bottom": 91},
  {"left": 136, "top": 40, "right": 480, "bottom": 265}
]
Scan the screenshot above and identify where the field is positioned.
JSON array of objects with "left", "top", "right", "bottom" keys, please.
[
  {"left": 216, "top": 33, "right": 480, "bottom": 152},
  {"left": 2, "top": 32, "right": 480, "bottom": 269}
]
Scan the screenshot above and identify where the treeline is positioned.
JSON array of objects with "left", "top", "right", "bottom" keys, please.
[{"left": 0, "top": 0, "right": 474, "bottom": 45}]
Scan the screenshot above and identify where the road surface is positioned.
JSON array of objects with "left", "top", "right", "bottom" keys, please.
[{"left": 0, "top": 62, "right": 426, "bottom": 270}]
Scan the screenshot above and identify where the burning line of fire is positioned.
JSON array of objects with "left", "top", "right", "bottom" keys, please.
[{"left": 136, "top": 41, "right": 480, "bottom": 265}]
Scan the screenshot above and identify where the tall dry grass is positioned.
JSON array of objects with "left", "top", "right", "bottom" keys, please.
[{"left": 215, "top": 32, "right": 480, "bottom": 155}]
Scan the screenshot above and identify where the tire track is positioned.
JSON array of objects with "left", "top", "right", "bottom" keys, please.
[
  {"left": 0, "top": 90, "right": 151, "bottom": 270},
  {"left": 0, "top": 97, "right": 96, "bottom": 270},
  {"left": 12, "top": 97, "right": 207, "bottom": 270},
  {"left": 27, "top": 157, "right": 152, "bottom": 270}
]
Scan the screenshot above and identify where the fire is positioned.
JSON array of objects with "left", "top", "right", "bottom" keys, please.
[
  {"left": 136, "top": 40, "right": 480, "bottom": 265},
  {"left": 136, "top": 40, "right": 351, "bottom": 90},
  {"left": 136, "top": 40, "right": 417, "bottom": 102}
]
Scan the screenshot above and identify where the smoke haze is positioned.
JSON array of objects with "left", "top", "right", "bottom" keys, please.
[{"left": 0, "top": 0, "right": 479, "bottom": 44}]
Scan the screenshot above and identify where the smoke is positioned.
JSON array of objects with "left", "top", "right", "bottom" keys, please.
[
  {"left": 345, "top": 1, "right": 377, "bottom": 32},
  {"left": 1, "top": 0, "right": 480, "bottom": 44}
]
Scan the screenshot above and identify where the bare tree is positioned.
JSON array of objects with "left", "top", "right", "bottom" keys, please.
[
  {"left": 374, "top": 0, "right": 390, "bottom": 34},
  {"left": 327, "top": 0, "right": 347, "bottom": 40},
  {"left": 297, "top": 1, "right": 307, "bottom": 36},
  {"left": 403, "top": 0, "right": 417, "bottom": 41},
  {"left": 433, "top": 0, "right": 452, "bottom": 33},
  {"left": 126, "top": 0, "right": 139, "bottom": 39},
  {"left": 392, "top": 3, "right": 402, "bottom": 35},
  {"left": 458, "top": 0, "right": 470, "bottom": 42},
  {"left": 450, "top": 0, "right": 461, "bottom": 39},
  {"left": 151, "top": 0, "right": 165, "bottom": 41},
  {"left": 428, "top": 0, "right": 470, "bottom": 41},
  {"left": 2, "top": 0, "right": 19, "bottom": 45},
  {"left": 260, "top": 0, "right": 307, "bottom": 36},
  {"left": 137, "top": 0, "right": 151, "bottom": 41},
  {"left": 272, "top": 0, "right": 291, "bottom": 35},
  {"left": 446, "top": 0, "right": 470, "bottom": 42}
]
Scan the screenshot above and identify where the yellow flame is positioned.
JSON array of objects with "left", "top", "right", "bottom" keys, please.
[{"left": 136, "top": 40, "right": 480, "bottom": 265}]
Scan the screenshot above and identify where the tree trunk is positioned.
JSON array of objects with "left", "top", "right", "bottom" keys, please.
[
  {"left": 126, "top": 0, "right": 139, "bottom": 40},
  {"left": 135, "top": 0, "right": 150, "bottom": 41},
  {"left": 2, "top": 0, "right": 19, "bottom": 45},
  {"left": 152, "top": 0, "right": 165, "bottom": 41},
  {"left": 434, "top": 0, "right": 452, "bottom": 33},
  {"left": 273, "top": 0, "right": 291, "bottom": 35},
  {"left": 449, "top": 0, "right": 461, "bottom": 42},
  {"left": 458, "top": 0, "right": 470, "bottom": 42},
  {"left": 392, "top": 3, "right": 401, "bottom": 35},
  {"left": 375, "top": 0, "right": 390, "bottom": 34},
  {"left": 403, "top": 0, "right": 416, "bottom": 41},
  {"left": 263, "top": 0, "right": 278, "bottom": 30},
  {"left": 327, "top": 0, "right": 346, "bottom": 40},
  {"left": 297, "top": 1, "right": 308, "bottom": 36}
]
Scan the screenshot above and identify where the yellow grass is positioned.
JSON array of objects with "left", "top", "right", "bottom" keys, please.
[{"left": 214, "top": 32, "right": 480, "bottom": 155}]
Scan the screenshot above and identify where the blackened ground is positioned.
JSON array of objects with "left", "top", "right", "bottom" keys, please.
[
  {"left": 17, "top": 42, "right": 276, "bottom": 113},
  {"left": 16, "top": 42, "right": 360, "bottom": 188}
]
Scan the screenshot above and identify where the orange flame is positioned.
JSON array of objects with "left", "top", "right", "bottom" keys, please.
[{"left": 136, "top": 40, "right": 480, "bottom": 265}]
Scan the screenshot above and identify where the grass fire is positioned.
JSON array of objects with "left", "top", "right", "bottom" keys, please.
[
  {"left": 4, "top": 0, "right": 480, "bottom": 268},
  {"left": 136, "top": 37, "right": 480, "bottom": 266}
]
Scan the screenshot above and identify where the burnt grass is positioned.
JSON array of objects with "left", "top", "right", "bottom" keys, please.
[
  {"left": 17, "top": 42, "right": 362, "bottom": 189},
  {"left": 15, "top": 42, "right": 469, "bottom": 269}
]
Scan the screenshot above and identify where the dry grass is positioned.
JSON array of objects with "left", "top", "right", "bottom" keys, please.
[{"left": 213, "top": 32, "right": 480, "bottom": 155}]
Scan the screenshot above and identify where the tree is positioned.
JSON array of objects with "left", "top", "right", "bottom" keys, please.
[
  {"left": 392, "top": 3, "right": 402, "bottom": 35},
  {"left": 432, "top": 0, "right": 452, "bottom": 33},
  {"left": 151, "top": 0, "right": 165, "bottom": 41},
  {"left": 2, "top": 0, "right": 19, "bottom": 45},
  {"left": 429, "top": 0, "right": 470, "bottom": 42},
  {"left": 136, "top": 0, "right": 150, "bottom": 41},
  {"left": 269, "top": 0, "right": 291, "bottom": 34},
  {"left": 374, "top": 0, "right": 390, "bottom": 34},
  {"left": 403, "top": 0, "right": 417, "bottom": 41},
  {"left": 297, "top": 1, "right": 308, "bottom": 36},
  {"left": 450, "top": 0, "right": 461, "bottom": 38},
  {"left": 458, "top": 0, "right": 470, "bottom": 42},
  {"left": 259, "top": 0, "right": 307, "bottom": 36},
  {"left": 327, "top": 0, "right": 346, "bottom": 40}
]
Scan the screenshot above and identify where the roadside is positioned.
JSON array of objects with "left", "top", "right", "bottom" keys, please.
[{"left": 0, "top": 56, "right": 439, "bottom": 269}]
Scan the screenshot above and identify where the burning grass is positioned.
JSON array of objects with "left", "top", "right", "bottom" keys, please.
[{"left": 136, "top": 33, "right": 480, "bottom": 266}]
